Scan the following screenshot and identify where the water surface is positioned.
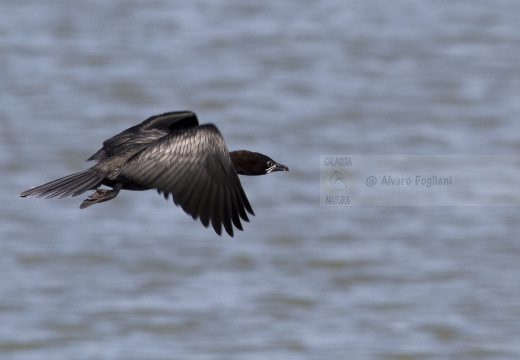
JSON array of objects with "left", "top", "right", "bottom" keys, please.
[{"left": 2, "top": 1, "right": 520, "bottom": 359}]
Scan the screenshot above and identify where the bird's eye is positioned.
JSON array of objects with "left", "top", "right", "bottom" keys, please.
[{"left": 267, "top": 161, "right": 274, "bottom": 167}]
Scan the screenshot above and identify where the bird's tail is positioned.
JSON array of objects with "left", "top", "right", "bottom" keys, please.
[{"left": 20, "top": 169, "right": 104, "bottom": 199}]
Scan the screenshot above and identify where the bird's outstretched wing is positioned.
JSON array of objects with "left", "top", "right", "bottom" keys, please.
[
  {"left": 88, "top": 111, "right": 199, "bottom": 162},
  {"left": 119, "top": 124, "right": 254, "bottom": 236}
]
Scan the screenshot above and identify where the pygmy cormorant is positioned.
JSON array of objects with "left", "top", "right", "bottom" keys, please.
[{"left": 20, "top": 111, "right": 288, "bottom": 236}]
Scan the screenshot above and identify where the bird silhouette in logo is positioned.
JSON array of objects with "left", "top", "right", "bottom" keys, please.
[{"left": 328, "top": 170, "right": 348, "bottom": 193}]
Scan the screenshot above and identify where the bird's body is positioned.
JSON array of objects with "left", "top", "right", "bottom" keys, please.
[{"left": 20, "top": 111, "right": 288, "bottom": 236}]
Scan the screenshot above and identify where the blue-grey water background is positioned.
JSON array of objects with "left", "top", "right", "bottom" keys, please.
[{"left": 2, "top": 1, "right": 520, "bottom": 359}]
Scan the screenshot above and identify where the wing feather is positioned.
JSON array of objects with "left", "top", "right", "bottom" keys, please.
[
  {"left": 88, "top": 111, "right": 198, "bottom": 161},
  {"left": 119, "top": 124, "right": 253, "bottom": 236}
]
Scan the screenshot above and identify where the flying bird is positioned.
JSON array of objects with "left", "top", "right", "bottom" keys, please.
[{"left": 20, "top": 111, "right": 288, "bottom": 236}]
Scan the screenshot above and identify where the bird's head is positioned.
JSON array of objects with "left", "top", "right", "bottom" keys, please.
[{"left": 230, "top": 150, "right": 289, "bottom": 176}]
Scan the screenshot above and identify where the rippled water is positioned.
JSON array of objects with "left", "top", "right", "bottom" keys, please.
[{"left": 2, "top": 1, "right": 520, "bottom": 359}]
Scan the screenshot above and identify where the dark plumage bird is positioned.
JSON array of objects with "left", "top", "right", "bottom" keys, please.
[{"left": 20, "top": 111, "right": 288, "bottom": 236}]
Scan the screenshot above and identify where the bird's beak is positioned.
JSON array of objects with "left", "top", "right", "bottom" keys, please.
[{"left": 268, "top": 162, "right": 289, "bottom": 173}]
